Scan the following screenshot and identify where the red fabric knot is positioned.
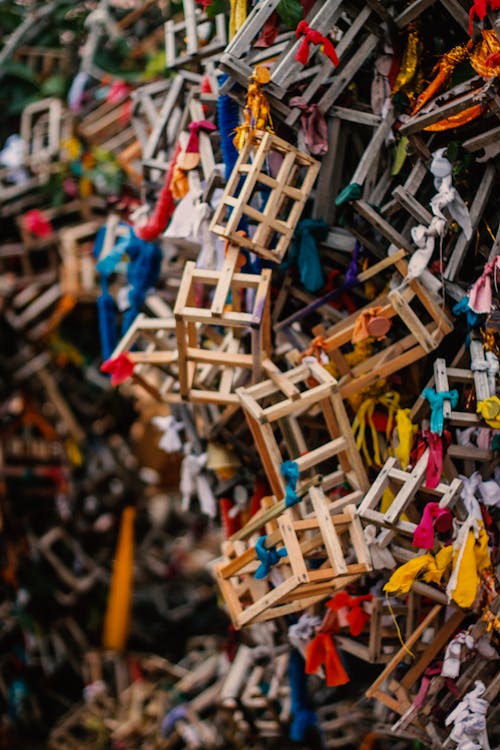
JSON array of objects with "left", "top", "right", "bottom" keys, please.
[
  {"left": 412, "top": 502, "right": 454, "bottom": 549},
  {"left": 469, "top": 0, "right": 500, "bottom": 35},
  {"left": 289, "top": 96, "right": 328, "bottom": 155},
  {"left": 186, "top": 120, "right": 217, "bottom": 154},
  {"left": 326, "top": 591, "right": 373, "bottom": 636},
  {"left": 101, "top": 352, "right": 135, "bottom": 386},
  {"left": 295, "top": 20, "right": 339, "bottom": 67},
  {"left": 305, "top": 632, "right": 349, "bottom": 686},
  {"left": 22, "top": 209, "right": 53, "bottom": 237}
]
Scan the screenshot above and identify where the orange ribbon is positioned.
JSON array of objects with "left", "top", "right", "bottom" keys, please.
[{"left": 305, "top": 632, "right": 349, "bottom": 686}]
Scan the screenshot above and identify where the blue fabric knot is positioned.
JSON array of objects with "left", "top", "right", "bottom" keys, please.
[
  {"left": 422, "top": 387, "right": 459, "bottom": 435},
  {"left": 281, "top": 460, "right": 300, "bottom": 507},
  {"left": 254, "top": 535, "right": 287, "bottom": 579},
  {"left": 452, "top": 297, "right": 484, "bottom": 344},
  {"left": 283, "top": 219, "right": 328, "bottom": 293}
]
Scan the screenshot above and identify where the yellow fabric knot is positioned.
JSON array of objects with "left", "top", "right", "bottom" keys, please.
[
  {"left": 477, "top": 396, "right": 500, "bottom": 428},
  {"left": 392, "top": 408, "right": 418, "bottom": 470}
]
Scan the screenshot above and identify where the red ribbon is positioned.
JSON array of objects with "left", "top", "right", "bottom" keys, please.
[
  {"left": 412, "top": 502, "right": 453, "bottom": 549},
  {"left": 185, "top": 120, "right": 217, "bottom": 154},
  {"left": 101, "top": 352, "right": 135, "bottom": 386},
  {"left": 22, "top": 209, "right": 53, "bottom": 237},
  {"left": 295, "top": 20, "right": 339, "bottom": 67},
  {"left": 305, "top": 632, "right": 349, "bottom": 686},
  {"left": 469, "top": 0, "right": 500, "bottom": 35},
  {"left": 326, "top": 591, "right": 373, "bottom": 636},
  {"left": 136, "top": 142, "right": 181, "bottom": 241}
]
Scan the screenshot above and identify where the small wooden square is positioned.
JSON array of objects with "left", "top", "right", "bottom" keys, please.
[{"left": 210, "top": 130, "right": 320, "bottom": 263}]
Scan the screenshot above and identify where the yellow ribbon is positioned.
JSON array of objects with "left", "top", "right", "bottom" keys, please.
[
  {"left": 477, "top": 396, "right": 500, "bottom": 428},
  {"left": 233, "top": 66, "right": 274, "bottom": 150},
  {"left": 352, "top": 390, "right": 400, "bottom": 468},
  {"left": 392, "top": 25, "right": 422, "bottom": 102},
  {"left": 392, "top": 408, "right": 417, "bottom": 470},
  {"left": 229, "top": 0, "right": 247, "bottom": 40}
]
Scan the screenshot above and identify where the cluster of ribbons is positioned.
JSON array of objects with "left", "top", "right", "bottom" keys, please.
[
  {"left": 304, "top": 591, "right": 372, "bottom": 686},
  {"left": 385, "top": 477, "right": 492, "bottom": 609}
]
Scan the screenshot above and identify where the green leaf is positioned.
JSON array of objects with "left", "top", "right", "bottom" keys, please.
[{"left": 276, "top": 0, "right": 303, "bottom": 29}]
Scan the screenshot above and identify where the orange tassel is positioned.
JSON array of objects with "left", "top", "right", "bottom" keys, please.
[{"left": 103, "top": 506, "right": 136, "bottom": 650}]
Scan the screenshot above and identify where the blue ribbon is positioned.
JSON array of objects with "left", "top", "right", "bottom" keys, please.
[
  {"left": 422, "top": 387, "right": 459, "bottom": 435},
  {"left": 288, "top": 649, "right": 317, "bottom": 742},
  {"left": 254, "top": 535, "right": 287, "bottom": 579},
  {"left": 282, "top": 219, "right": 328, "bottom": 293},
  {"left": 281, "top": 460, "right": 300, "bottom": 507}
]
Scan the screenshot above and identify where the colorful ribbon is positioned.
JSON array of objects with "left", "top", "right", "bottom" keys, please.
[
  {"left": 412, "top": 502, "right": 453, "bottom": 549},
  {"left": 185, "top": 119, "right": 217, "bottom": 154},
  {"left": 295, "top": 21, "right": 339, "bottom": 67},
  {"left": 468, "top": 256, "right": 500, "bottom": 314},
  {"left": 254, "top": 535, "right": 287, "bottom": 579},
  {"left": 305, "top": 632, "right": 349, "bottom": 687},
  {"left": 476, "top": 395, "right": 500, "bottom": 427},
  {"left": 422, "top": 387, "right": 459, "bottom": 435},
  {"left": 289, "top": 97, "right": 329, "bottom": 155},
  {"left": 469, "top": 0, "right": 500, "bottom": 35},
  {"left": 100, "top": 352, "right": 135, "bottom": 386},
  {"left": 281, "top": 460, "right": 300, "bottom": 507},
  {"left": 326, "top": 591, "right": 373, "bottom": 636}
]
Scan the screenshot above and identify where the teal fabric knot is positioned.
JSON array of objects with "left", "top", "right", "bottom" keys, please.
[
  {"left": 422, "top": 387, "right": 459, "bottom": 435},
  {"left": 255, "top": 535, "right": 287, "bottom": 579},
  {"left": 335, "top": 182, "right": 362, "bottom": 207},
  {"left": 281, "top": 460, "right": 300, "bottom": 507},
  {"left": 283, "top": 219, "right": 328, "bottom": 293}
]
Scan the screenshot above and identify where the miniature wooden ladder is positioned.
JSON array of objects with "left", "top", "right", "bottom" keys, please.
[
  {"left": 215, "top": 490, "right": 371, "bottom": 628},
  {"left": 236, "top": 359, "right": 369, "bottom": 504},
  {"left": 210, "top": 130, "right": 320, "bottom": 263},
  {"left": 357, "top": 451, "right": 463, "bottom": 547},
  {"left": 174, "top": 242, "right": 271, "bottom": 404}
]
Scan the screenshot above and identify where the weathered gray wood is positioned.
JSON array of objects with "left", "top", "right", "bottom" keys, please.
[
  {"left": 444, "top": 164, "right": 496, "bottom": 280},
  {"left": 320, "top": 34, "right": 379, "bottom": 112}
]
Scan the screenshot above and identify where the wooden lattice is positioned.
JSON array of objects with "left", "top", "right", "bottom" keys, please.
[
  {"left": 236, "top": 360, "right": 368, "bottom": 503},
  {"left": 215, "top": 488, "right": 371, "bottom": 628},
  {"left": 109, "top": 310, "right": 180, "bottom": 404},
  {"left": 174, "top": 243, "right": 272, "bottom": 404},
  {"left": 357, "top": 451, "right": 463, "bottom": 548},
  {"left": 209, "top": 130, "right": 320, "bottom": 263},
  {"left": 365, "top": 606, "right": 466, "bottom": 722},
  {"left": 311, "top": 256, "right": 453, "bottom": 399},
  {"left": 165, "top": 0, "right": 227, "bottom": 69}
]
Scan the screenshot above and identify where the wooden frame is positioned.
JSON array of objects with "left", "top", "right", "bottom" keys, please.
[
  {"left": 215, "top": 491, "right": 371, "bottom": 628},
  {"left": 209, "top": 130, "right": 320, "bottom": 263},
  {"left": 165, "top": 0, "right": 227, "bottom": 69},
  {"left": 108, "top": 312, "right": 181, "bottom": 404},
  {"left": 411, "top": 347, "right": 497, "bottom": 476},
  {"left": 59, "top": 219, "right": 104, "bottom": 300},
  {"left": 310, "top": 256, "right": 453, "bottom": 399},
  {"left": 219, "top": 1, "right": 381, "bottom": 123},
  {"left": 236, "top": 359, "right": 368, "bottom": 503},
  {"left": 365, "top": 606, "right": 466, "bottom": 722},
  {"left": 334, "top": 591, "right": 434, "bottom": 665},
  {"left": 174, "top": 244, "right": 272, "bottom": 404},
  {"left": 358, "top": 450, "right": 463, "bottom": 548}
]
